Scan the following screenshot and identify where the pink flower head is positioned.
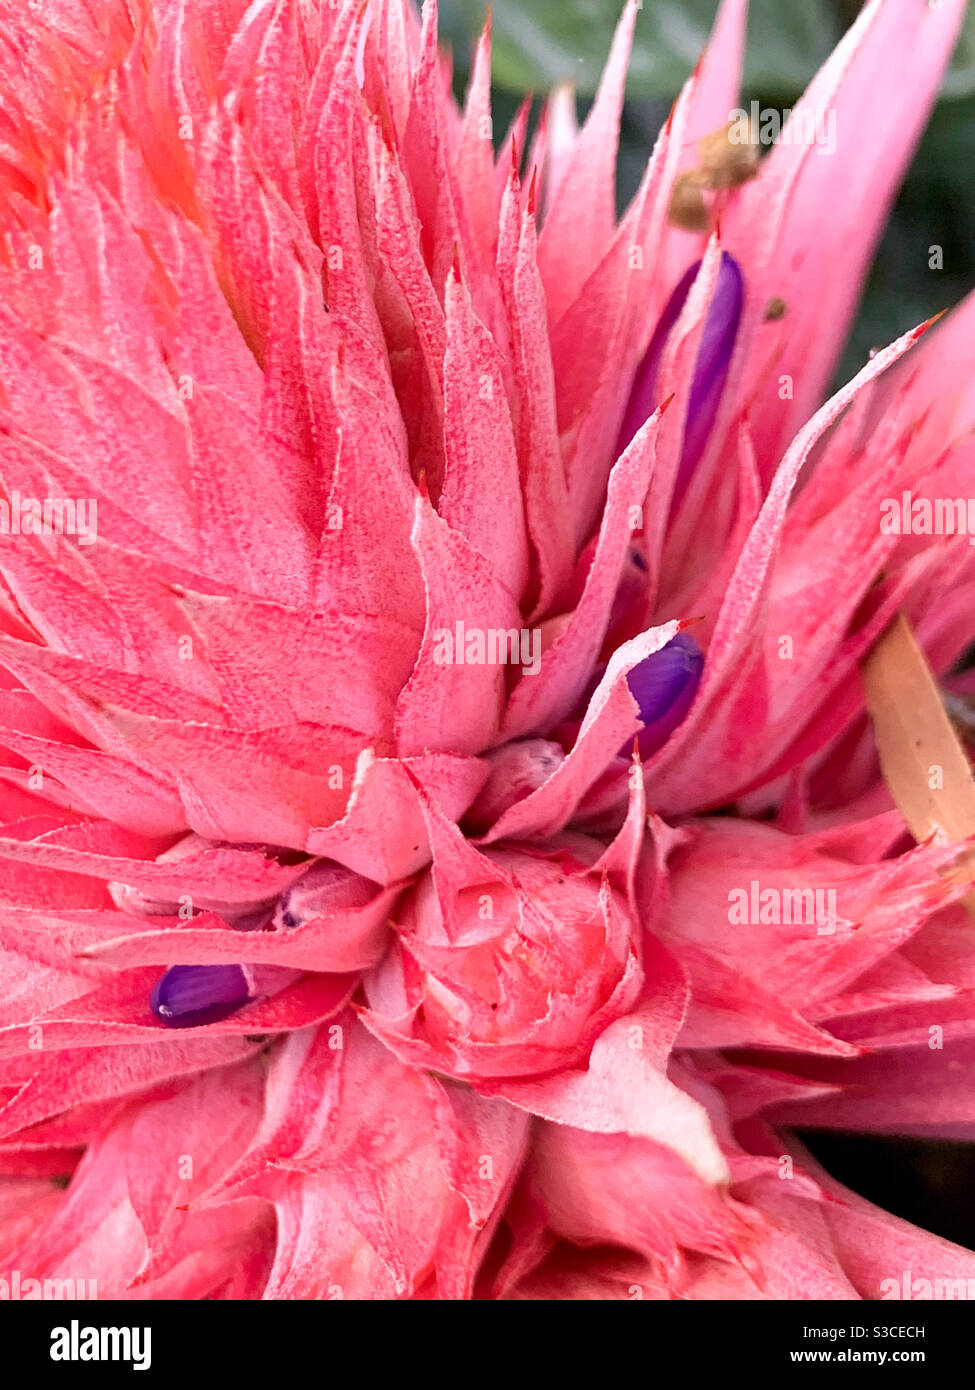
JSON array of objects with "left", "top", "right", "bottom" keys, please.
[
  {"left": 362, "top": 831, "right": 643, "bottom": 1078},
  {"left": 0, "top": 0, "right": 974, "bottom": 1303}
]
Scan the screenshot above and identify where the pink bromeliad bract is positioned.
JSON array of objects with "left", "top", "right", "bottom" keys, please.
[{"left": 0, "top": 0, "right": 974, "bottom": 1300}]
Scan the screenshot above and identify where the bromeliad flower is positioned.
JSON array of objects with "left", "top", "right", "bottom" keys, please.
[{"left": 0, "top": 0, "right": 974, "bottom": 1300}]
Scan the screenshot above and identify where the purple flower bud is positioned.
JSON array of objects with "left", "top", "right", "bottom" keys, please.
[
  {"left": 618, "top": 252, "right": 743, "bottom": 502},
  {"left": 150, "top": 964, "right": 252, "bottom": 1028},
  {"left": 625, "top": 632, "right": 704, "bottom": 758}
]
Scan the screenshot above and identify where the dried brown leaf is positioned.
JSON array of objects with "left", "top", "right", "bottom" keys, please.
[{"left": 862, "top": 612, "right": 975, "bottom": 914}]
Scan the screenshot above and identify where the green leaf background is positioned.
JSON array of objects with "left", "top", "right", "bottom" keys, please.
[{"left": 440, "top": 0, "right": 975, "bottom": 386}]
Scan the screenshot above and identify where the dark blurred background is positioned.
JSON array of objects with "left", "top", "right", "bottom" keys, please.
[{"left": 438, "top": 0, "right": 975, "bottom": 1249}]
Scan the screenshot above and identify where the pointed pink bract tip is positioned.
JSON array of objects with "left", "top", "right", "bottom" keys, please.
[{"left": 916, "top": 308, "right": 949, "bottom": 337}]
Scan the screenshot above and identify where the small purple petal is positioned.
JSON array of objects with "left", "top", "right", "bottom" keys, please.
[
  {"left": 624, "top": 632, "right": 704, "bottom": 758},
  {"left": 617, "top": 252, "right": 744, "bottom": 501},
  {"left": 680, "top": 253, "right": 743, "bottom": 491},
  {"left": 150, "top": 964, "right": 252, "bottom": 1028},
  {"left": 617, "top": 262, "right": 699, "bottom": 456}
]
